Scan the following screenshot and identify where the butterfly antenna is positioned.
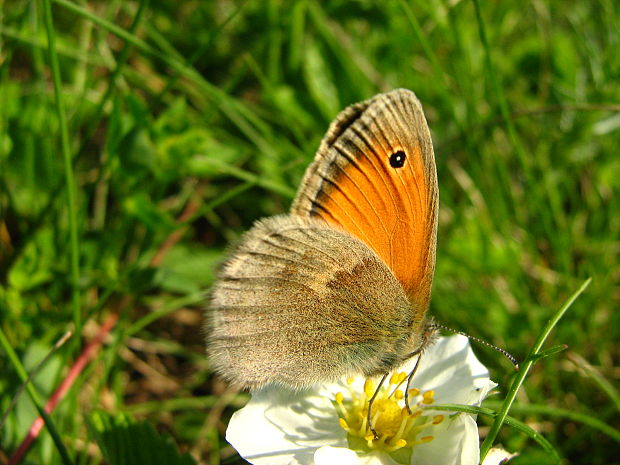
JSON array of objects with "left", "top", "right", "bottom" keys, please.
[{"left": 428, "top": 323, "right": 519, "bottom": 369}]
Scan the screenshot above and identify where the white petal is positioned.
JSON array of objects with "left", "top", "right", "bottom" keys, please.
[
  {"left": 315, "top": 447, "right": 403, "bottom": 465},
  {"left": 404, "top": 335, "right": 496, "bottom": 465},
  {"left": 481, "top": 447, "right": 518, "bottom": 465},
  {"left": 411, "top": 413, "right": 480, "bottom": 465},
  {"left": 226, "top": 385, "right": 347, "bottom": 465},
  {"left": 406, "top": 335, "right": 497, "bottom": 405},
  {"left": 314, "top": 446, "right": 359, "bottom": 465}
]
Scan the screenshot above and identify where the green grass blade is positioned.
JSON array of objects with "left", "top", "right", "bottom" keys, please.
[
  {"left": 0, "top": 332, "right": 72, "bottom": 430},
  {"left": 430, "top": 403, "right": 560, "bottom": 462},
  {"left": 189, "top": 156, "right": 296, "bottom": 199},
  {"left": 479, "top": 277, "right": 592, "bottom": 461},
  {"left": 0, "top": 327, "right": 73, "bottom": 465},
  {"left": 78, "top": 0, "right": 149, "bottom": 151},
  {"left": 483, "top": 400, "right": 620, "bottom": 444},
  {"left": 42, "top": 0, "right": 81, "bottom": 334},
  {"left": 567, "top": 351, "right": 620, "bottom": 414},
  {"left": 126, "top": 293, "right": 204, "bottom": 337},
  {"left": 152, "top": 0, "right": 250, "bottom": 105},
  {"left": 89, "top": 410, "right": 197, "bottom": 465},
  {"left": 471, "top": 0, "right": 521, "bottom": 215},
  {"left": 52, "top": 0, "right": 273, "bottom": 155}
]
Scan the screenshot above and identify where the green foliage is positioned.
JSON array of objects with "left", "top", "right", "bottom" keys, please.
[
  {"left": 1, "top": 0, "right": 619, "bottom": 464},
  {"left": 89, "top": 411, "right": 197, "bottom": 465}
]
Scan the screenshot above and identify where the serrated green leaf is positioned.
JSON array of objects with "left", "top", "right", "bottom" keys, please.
[{"left": 89, "top": 411, "right": 197, "bottom": 465}]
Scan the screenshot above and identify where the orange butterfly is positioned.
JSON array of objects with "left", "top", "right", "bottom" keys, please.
[{"left": 207, "top": 89, "right": 438, "bottom": 391}]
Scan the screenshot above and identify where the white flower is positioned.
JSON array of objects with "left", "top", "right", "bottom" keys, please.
[
  {"left": 226, "top": 335, "right": 497, "bottom": 465},
  {"left": 481, "top": 447, "right": 518, "bottom": 465}
]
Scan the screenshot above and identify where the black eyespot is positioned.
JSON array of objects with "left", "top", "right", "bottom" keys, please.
[{"left": 389, "top": 150, "right": 406, "bottom": 168}]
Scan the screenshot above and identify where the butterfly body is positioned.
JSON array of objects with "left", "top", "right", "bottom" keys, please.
[{"left": 207, "top": 89, "right": 438, "bottom": 390}]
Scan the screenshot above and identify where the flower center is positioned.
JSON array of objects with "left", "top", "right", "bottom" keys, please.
[{"left": 334, "top": 372, "right": 444, "bottom": 453}]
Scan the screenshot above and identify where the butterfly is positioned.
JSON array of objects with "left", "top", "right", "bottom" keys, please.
[{"left": 206, "top": 89, "right": 438, "bottom": 393}]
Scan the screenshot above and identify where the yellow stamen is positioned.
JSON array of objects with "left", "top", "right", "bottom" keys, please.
[
  {"left": 333, "top": 376, "right": 444, "bottom": 453},
  {"left": 422, "top": 390, "right": 435, "bottom": 404},
  {"left": 364, "top": 379, "right": 375, "bottom": 397},
  {"left": 335, "top": 396, "right": 348, "bottom": 418},
  {"left": 384, "top": 438, "right": 408, "bottom": 452}
]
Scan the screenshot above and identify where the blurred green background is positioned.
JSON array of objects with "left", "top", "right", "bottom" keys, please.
[{"left": 1, "top": 0, "right": 619, "bottom": 464}]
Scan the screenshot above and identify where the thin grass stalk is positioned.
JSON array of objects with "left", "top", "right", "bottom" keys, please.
[
  {"left": 479, "top": 278, "right": 592, "bottom": 461},
  {"left": 482, "top": 400, "right": 620, "bottom": 443},
  {"left": 42, "top": 0, "right": 81, "bottom": 334},
  {"left": 471, "top": 0, "right": 523, "bottom": 217},
  {"left": 52, "top": 0, "right": 272, "bottom": 154},
  {"left": 429, "top": 404, "right": 559, "bottom": 462},
  {"left": 78, "top": 0, "right": 149, "bottom": 153},
  {"left": 0, "top": 328, "right": 73, "bottom": 465}
]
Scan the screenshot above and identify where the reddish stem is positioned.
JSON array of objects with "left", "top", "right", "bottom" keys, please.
[
  {"left": 8, "top": 193, "right": 200, "bottom": 464},
  {"left": 8, "top": 313, "right": 119, "bottom": 465}
]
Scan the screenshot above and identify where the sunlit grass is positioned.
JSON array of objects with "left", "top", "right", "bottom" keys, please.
[{"left": 1, "top": 1, "right": 619, "bottom": 464}]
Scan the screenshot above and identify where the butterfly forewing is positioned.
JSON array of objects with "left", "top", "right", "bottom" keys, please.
[{"left": 291, "top": 89, "right": 438, "bottom": 313}]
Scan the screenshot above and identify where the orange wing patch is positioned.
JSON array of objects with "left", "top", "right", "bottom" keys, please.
[
  {"left": 313, "top": 144, "right": 433, "bottom": 308},
  {"left": 291, "top": 89, "right": 438, "bottom": 314}
]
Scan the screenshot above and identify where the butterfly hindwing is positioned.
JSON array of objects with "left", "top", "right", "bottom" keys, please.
[{"left": 207, "top": 215, "right": 418, "bottom": 389}]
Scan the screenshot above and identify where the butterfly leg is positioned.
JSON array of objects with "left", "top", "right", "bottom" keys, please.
[
  {"left": 367, "top": 372, "right": 389, "bottom": 440},
  {"left": 404, "top": 354, "right": 423, "bottom": 414}
]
